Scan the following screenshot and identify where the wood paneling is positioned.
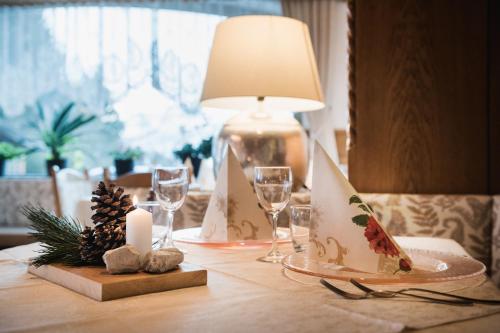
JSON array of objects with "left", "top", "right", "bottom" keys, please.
[
  {"left": 489, "top": 0, "right": 500, "bottom": 194},
  {"left": 348, "top": 0, "right": 489, "bottom": 194},
  {"left": 334, "top": 129, "right": 348, "bottom": 165}
]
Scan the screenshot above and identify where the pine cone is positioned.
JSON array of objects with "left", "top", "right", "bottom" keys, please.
[
  {"left": 79, "top": 182, "right": 135, "bottom": 264},
  {"left": 79, "top": 227, "right": 99, "bottom": 263},
  {"left": 90, "top": 182, "right": 135, "bottom": 227},
  {"left": 146, "top": 189, "right": 156, "bottom": 202},
  {"left": 79, "top": 224, "right": 127, "bottom": 264},
  {"left": 94, "top": 224, "right": 126, "bottom": 251}
]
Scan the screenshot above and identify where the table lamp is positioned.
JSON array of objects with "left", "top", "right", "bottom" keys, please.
[{"left": 201, "top": 15, "right": 324, "bottom": 189}]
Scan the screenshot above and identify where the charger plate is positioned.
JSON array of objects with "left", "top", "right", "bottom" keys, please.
[
  {"left": 282, "top": 248, "right": 486, "bottom": 284},
  {"left": 172, "top": 226, "right": 291, "bottom": 247}
]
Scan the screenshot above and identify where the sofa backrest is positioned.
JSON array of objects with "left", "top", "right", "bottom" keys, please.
[{"left": 362, "top": 194, "right": 493, "bottom": 270}]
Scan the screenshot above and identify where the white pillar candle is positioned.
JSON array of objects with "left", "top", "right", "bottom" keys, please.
[{"left": 126, "top": 208, "right": 153, "bottom": 256}]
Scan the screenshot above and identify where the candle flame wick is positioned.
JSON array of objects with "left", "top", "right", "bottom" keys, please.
[{"left": 132, "top": 195, "right": 139, "bottom": 206}]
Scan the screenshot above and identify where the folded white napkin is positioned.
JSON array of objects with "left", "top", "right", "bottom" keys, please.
[
  {"left": 200, "top": 146, "right": 271, "bottom": 242},
  {"left": 310, "top": 142, "right": 412, "bottom": 274}
]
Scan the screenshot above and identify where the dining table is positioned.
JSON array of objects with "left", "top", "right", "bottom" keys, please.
[{"left": 1, "top": 236, "right": 499, "bottom": 333}]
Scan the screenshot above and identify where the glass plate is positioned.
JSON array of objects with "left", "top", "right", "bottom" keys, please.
[
  {"left": 282, "top": 248, "right": 486, "bottom": 284},
  {"left": 172, "top": 226, "right": 291, "bottom": 247}
]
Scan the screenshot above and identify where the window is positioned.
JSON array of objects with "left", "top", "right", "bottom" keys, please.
[{"left": 0, "top": 2, "right": 281, "bottom": 175}]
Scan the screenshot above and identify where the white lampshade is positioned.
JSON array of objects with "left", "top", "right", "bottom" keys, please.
[{"left": 201, "top": 15, "right": 324, "bottom": 112}]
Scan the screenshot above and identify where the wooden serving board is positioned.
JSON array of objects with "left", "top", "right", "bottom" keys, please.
[{"left": 28, "top": 263, "right": 207, "bottom": 301}]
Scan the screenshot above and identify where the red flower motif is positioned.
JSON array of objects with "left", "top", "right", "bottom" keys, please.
[
  {"left": 363, "top": 216, "right": 399, "bottom": 257},
  {"left": 399, "top": 258, "right": 412, "bottom": 272}
]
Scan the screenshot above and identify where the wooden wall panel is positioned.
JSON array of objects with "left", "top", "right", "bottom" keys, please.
[
  {"left": 489, "top": 0, "right": 500, "bottom": 194},
  {"left": 348, "top": 0, "right": 489, "bottom": 194}
]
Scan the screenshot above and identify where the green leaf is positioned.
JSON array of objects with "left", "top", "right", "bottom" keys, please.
[
  {"left": 57, "top": 114, "right": 95, "bottom": 137},
  {"left": 349, "top": 195, "right": 362, "bottom": 205},
  {"left": 112, "top": 147, "right": 144, "bottom": 160},
  {"left": 352, "top": 214, "right": 369, "bottom": 227},
  {"left": 52, "top": 102, "right": 75, "bottom": 132},
  {"left": 36, "top": 101, "right": 45, "bottom": 122},
  {"left": 22, "top": 206, "right": 86, "bottom": 266},
  {"left": 358, "top": 204, "right": 371, "bottom": 213},
  {"left": 0, "top": 142, "right": 30, "bottom": 160},
  {"left": 32, "top": 100, "right": 96, "bottom": 160},
  {"left": 367, "top": 203, "right": 374, "bottom": 213}
]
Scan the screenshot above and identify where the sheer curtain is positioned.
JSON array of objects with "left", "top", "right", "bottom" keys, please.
[
  {"left": 0, "top": 4, "right": 227, "bottom": 116},
  {"left": 0, "top": 1, "right": 282, "bottom": 117},
  {"left": 281, "top": 0, "right": 349, "bottom": 164},
  {"left": 0, "top": 1, "right": 282, "bottom": 171}
]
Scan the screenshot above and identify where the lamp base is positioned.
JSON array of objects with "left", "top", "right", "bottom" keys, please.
[{"left": 212, "top": 112, "right": 308, "bottom": 191}]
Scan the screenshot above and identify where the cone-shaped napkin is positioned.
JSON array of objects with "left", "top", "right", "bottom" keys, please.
[
  {"left": 310, "top": 142, "right": 412, "bottom": 273},
  {"left": 200, "top": 146, "right": 272, "bottom": 241}
]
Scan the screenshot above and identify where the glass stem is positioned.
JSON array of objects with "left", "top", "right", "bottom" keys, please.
[
  {"left": 161, "top": 209, "right": 175, "bottom": 248},
  {"left": 270, "top": 211, "right": 279, "bottom": 256}
]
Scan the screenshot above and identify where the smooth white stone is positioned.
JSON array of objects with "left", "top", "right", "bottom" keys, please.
[
  {"left": 103, "top": 245, "right": 142, "bottom": 274},
  {"left": 143, "top": 248, "right": 184, "bottom": 274}
]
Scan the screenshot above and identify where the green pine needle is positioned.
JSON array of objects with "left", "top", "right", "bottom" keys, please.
[{"left": 22, "top": 206, "right": 87, "bottom": 267}]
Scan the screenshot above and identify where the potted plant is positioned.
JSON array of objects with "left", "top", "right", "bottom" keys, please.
[
  {"left": 174, "top": 143, "right": 201, "bottom": 177},
  {"left": 173, "top": 138, "right": 212, "bottom": 178},
  {"left": 197, "top": 137, "right": 213, "bottom": 160},
  {"left": 33, "top": 101, "right": 96, "bottom": 175},
  {"left": 112, "top": 148, "right": 143, "bottom": 176},
  {"left": 0, "top": 142, "right": 31, "bottom": 177}
]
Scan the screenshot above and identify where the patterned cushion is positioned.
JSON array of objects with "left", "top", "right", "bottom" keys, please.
[
  {"left": 361, "top": 194, "right": 493, "bottom": 270},
  {"left": 491, "top": 196, "right": 500, "bottom": 286},
  {"left": 174, "top": 192, "right": 211, "bottom": 230},
  {"left": 171, "top": 192, "right": 310, "bottom": 230},
  {"left": 122, "top": 188, "right": 211, "bottom": 231}
]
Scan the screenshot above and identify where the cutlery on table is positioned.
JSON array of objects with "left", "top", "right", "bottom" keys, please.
[
  {"left": 319, "top": 279, "right": 472, "bottom": 306},
  {"left": 350, "top": 278, "right": 500, "bottom": 305}
]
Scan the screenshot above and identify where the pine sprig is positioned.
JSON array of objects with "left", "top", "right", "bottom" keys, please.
[{"left": 22, "top": 206, "right": 86, "bottom": 267}]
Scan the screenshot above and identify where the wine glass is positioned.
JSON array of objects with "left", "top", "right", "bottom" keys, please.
[
  {"left": 152, "top": 167, "right": 189, "bottom": 248},
  {"left": 254, "top": 166, "right": 292, "bottom": 263},
  {"left": 290, "top": 204, "right": 311, "bottom": 253}
]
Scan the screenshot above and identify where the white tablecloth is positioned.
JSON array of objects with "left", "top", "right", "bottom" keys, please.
[{"left": 0, "top": 237, "right": 499, "bottom": 333}]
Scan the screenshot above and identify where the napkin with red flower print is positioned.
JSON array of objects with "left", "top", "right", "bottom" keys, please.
[{"left": 309, "top": 142, "right": 412, "bottom": 274}]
